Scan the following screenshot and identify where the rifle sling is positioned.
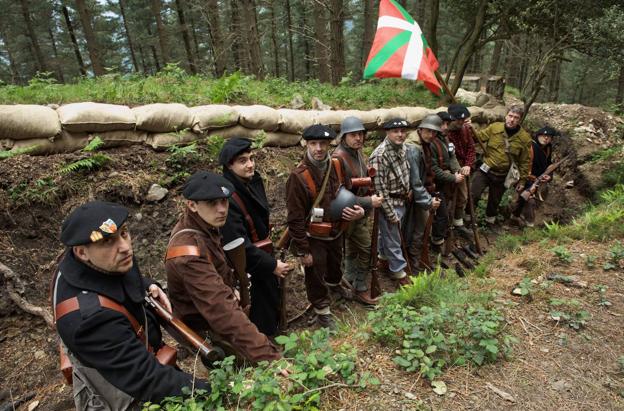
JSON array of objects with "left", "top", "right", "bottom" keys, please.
[{"left": 231, "top": 192, "right": 261, "bottom": 243}]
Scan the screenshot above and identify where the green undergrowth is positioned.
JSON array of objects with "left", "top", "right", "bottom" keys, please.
[
  {"left": 0, "top": 67, "right": 437, "bottom": 109},
  {"left": 144, "top": 329, "right": 378, "bottom": 411},
  {"left": 368, "top": 268, "right": 514, "bottom": 381}
]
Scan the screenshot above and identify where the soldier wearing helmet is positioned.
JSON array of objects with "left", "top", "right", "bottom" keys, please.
[{"left": 332, "top": 117, "right": 383, "bottom": 305}]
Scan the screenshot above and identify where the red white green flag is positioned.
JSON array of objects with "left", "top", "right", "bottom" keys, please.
[{"left": 364, "top": 0, "right": 442, "bottom": 95}]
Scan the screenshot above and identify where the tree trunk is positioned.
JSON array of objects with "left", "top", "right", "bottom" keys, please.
[
  {"left": 240, "top": 0, "right": 264, "bottom": 78},
  {"left": 616, "top": 64, "right": 624, "bottom": 106},
  {"left": 0, "top": 27, "right": 21, "bottom": 83},
  {"left": 75, "top": 0, "right": 105, "bottom": 76},
  {"left": 204, "top": 0, "right": 226, "bottom": 76},
  {"left": 175, "top": 0, "right": 197, "bottom": 73},
  {"left": 230, "top": 0, "right": 245, "bottom": 72},
  {"left": 188, "top": 11, "right": 202, "bottom": 65},
  {"left": 449, "top": 0, "right": 489, "bottom": 95},
  {"left": 47, "top": 27, "right": 65, "bottom": 82},
  {"left": 328, "top": 0, "right": 345, "bottom": 84},
  {"left": 416, "top": 0, "right": 426, "bottom": 26},
  {"left": 137, "top": 45, "right": 149, "bottom": 73},
  {"left": 424, "top": 0, "right": 439, "bottom": 54},
  {"left": 284, "top": 0, "right": 295, "bottom": 81},
  {"left": 268, "top": 0, "right": 280, "bottom": 77},
  {"left": 146, "top": 25, "right": 161, "bottom": 72},
  {"left": 61, "top": 5, "right": 87, "bottom": 76},
  {"left": 19, "top": 0, "right": 48, "bottom": 73},
  {"left": 355, "top": 0, "right": 375, "bottom": 81},
  {"left": 313, "top": 1, "right": 330, "bottom": 83},
  {"left": 118, "top": 0, "right": 139, "bottom": 73},
  {"left": 299, "top": 0, "right": 311, "bottom": 79},
  {"left": 151, "top": 0, "right": 170, "bottom": 65},
  {"left": 488, "top": 40, "right": 503, "bottom": 75}
]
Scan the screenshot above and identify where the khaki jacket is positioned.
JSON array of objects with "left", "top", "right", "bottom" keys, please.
[{"left": 475, "top": 122, "right": 532, "bottom": 183}]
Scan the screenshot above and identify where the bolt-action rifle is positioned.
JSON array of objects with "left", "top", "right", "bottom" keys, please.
[
  {"left": 223, "top": 237, "right": 249, "bottom": 313},
  {"left": 520, "top": 157, "right": 567, "bottom": 201},
  {"left": 275, "top": 228, "right": 291, "bottom": 330},
  {"left": 145, "top": 295, "right": 225, "bottom": 363},
  {"left": 420, "top": 192, "right": 440, "bottom": 270}
]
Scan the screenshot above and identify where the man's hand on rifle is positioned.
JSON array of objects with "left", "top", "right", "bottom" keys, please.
[
  {"left": 300, "top": 253, "right": 313, "bottom": 267},
  {"left": 431, "top": 197, "right": 441, "bottom": 210},
  {"left": 342, "top": 204, "right": 365, "bottom": 221},
  {"left": 540, "top": 174, "right": 552, "bottom": 183},
  {"left": 148, "top": 284, "right": 172, "bottom": 313},
  {"left": 454, "top": 172, "right": 465, "bottom": 183},
  {"left": 371, "top": 194, "right": 384, "bottom": 208},
  {"left": 273, "top": 260, "right": 291, "bottom": 278},
  {"left": 460, "top": 166, "right": 471, "bottom": 176}
]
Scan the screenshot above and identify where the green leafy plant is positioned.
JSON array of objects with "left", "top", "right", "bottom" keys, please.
[
  {"left": 603, "top": 241, "right": 624, "bottom": 270},
  {"left": 594, "top": 284, "right": 611, "bottom": 307},
  {"left": 60, "top": 136, "right": 111, "bottom": 174},
  {"left": 517, "top": 277, "right": 534, "bottom": 298},
  {"left": 0, "top": 144, "right": 39, "bottom": 160},
  {"left": 618, "top": 356, "right": 624, "bottom": 374},
  {"left": 585, "top": 255, "right": 597, "bottom": 268},
  {"left": 549, "top": 298, "right": 590, "bottom": 330},
  {"left": 551, "top": 245, "right": 573, "bottom": 264},
  {"left": 143, "top": 329, "right": 377, "bottom": 410},
  {"left": 203, "top": 135, "right": 226, "bottom": 163},
  {"left": 8, "top": 177, "right": 59, "bottom": 205}
]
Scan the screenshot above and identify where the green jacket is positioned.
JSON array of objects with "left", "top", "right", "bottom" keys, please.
[
  {"left": 475, "top": 122, "right": 532, "bottom": 183},
  {"left": 430, "top": 134, "right": 461, "bottom": 185}
]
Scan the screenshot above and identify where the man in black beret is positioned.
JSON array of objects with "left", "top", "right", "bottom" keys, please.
[
  {"left": 165, "top": 171, "right": 282, "bottom": 363},
  {"left": 219, "top": 138, "right": 290, "bottom": 336},
  {"left": 511, "top": 126, "right": 559, "bottom": 227},
  {"left": 52, "top": 201, "right": 208, "bottom": 409},
  {"left": 368, "top": 118, "right": 412, "bottom": 284},
  {"left": 286, "top": 124, "right": 365, "bottom": 328},
  {"left": 445, "top": 103, "right": 476, "bottom": 239},
  {"left": 437, "top": 111, "right": 452, "bottom": 134}
]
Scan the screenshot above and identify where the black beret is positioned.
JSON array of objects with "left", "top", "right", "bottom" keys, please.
[
  {"left": 218, "top": 138, "right": 253, "bottom": 166},
  {"left": 436, "top": 111, "right": 453, "bottom": 122},
  {"left": 447, "top": 103, "right": 470, "bottom": 120},
  {"left": 60, "top": 201, "right": 129, "bottom": 246},
  {"left": 302, "top": 124, "right": 336, "bottom": 140},
  {"left": 383, "top": 118, "right": 409, "bottom": 129},
  {"left": 182, "top": 171, "right": 234, "bottom": 201},
  {"left": 536, "top": 126, "right": 559, "bottom": 137}
]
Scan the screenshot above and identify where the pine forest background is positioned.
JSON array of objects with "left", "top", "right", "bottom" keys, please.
[{"left": 0, "top": 0, "right": 623, "bottom": 111}]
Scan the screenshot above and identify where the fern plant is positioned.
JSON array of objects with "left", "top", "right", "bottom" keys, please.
[
  {"left": 59, "top": 136, "right": 111, "bottom": 174},
  {"left": 0, "top": 144, "right": 39, "bottom": 160}
]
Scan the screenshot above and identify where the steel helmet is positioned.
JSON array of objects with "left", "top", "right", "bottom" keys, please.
[
  {"left": 339, "top": 116, "right": 366, "bottom": 139},
  {"left": 329, "top": 186, "right": 358, "bottom": 220},
  {"left": 418, "top": 114, "right": 443, "bottom": 132}
]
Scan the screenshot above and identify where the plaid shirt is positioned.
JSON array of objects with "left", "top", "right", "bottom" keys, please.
[
  {"left": 446, "top": 124, "right": 476, "bottom": 168},
  {"left": 368, "top": 138, "right": 411, "bottom": 221}
]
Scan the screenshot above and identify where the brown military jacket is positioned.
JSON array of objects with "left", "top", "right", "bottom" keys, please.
[
  {"left": 165, "top": 209, "right": 281, "bottom": 363},
  {"left": 285, "top": 154, "right": 348, "bottom": 255}
]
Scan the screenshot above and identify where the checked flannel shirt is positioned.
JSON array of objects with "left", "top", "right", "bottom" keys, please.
[{"left": 368, "top": 137, "right": 411, "bottom": 221}]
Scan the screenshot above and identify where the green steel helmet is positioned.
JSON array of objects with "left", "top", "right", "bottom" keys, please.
[
  {"left": 418, "top": 114, "right": 443, "bottom": 132},
  {"left": 339, "top": 116, "right": 366, "bottom": 139}
]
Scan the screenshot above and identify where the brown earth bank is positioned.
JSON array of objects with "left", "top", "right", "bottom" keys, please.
[{"left": 1, "top": 104, "right": 623, "bottom": 410}]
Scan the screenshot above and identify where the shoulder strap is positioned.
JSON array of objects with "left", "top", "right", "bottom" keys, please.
[
  {"left": 231, "top": 192, "right": 260, "bottom": 243},
  {"left": 331, "top": 157, "right": 344, "bottom": 186},
  {"left": 333, "top": 149, "right": 358, "bottom": 178},
  {"left": 165, "top": 228, "right": 208, "bottom": 262},
  {"left": 55, "top": 295, "right": 145, "bottom": 343},
  {"left": 431, "top": 138, "right": 447, "bottom": 169},
  {"left": 301, "top": 169, "right": 317, "bottom": 199}
]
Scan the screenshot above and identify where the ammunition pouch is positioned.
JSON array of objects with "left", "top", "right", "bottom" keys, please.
[
  {"left": 308, "top": 222, "right": 333, "bottom": 237},
  {"left": 253, "top": 237, "right": 274, "bottom": 255}
]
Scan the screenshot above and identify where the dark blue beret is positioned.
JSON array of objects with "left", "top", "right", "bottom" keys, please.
[
  {"left": 447, "top": 104, "right": 470, "bottom": 120},
  {"left": 218, "top": 137, "right": 253, "bottom": 166},
  {"left": 383, "top": 118, "right": 409, "bottom": 129},
  {"left": 436, "top": 111, "right": 453, "bottom": 122},
  {"left": 302, "top": 124, "right": 336, "bottom": 140},
  {"left": 60, "top": 201, "right": 129, "bottom": 246},
  {"left": 182, "top": 171, "right": 234, "bottom": 201},
  {"left": 536, "top": 126, "right": 559, "bottom": 137}
]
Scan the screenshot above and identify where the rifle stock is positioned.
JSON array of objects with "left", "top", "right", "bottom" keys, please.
[
  {"left": 145, "top": 295, "right": 225, "bottom": 362},
  {"left": 443, "top": 185, "right": 459, "bottom": 256},
  {"left": 369, "top": 207, "right": 381, "bottom": 298},
  {"left": 521, "top": 158, "right": 564, "bottom": 201},
  {"left": 223, "top": 237, "right": 250, "bottom": 311},
  {"left": 465, "top": 177, "right": 483, "bottom": 254},
  {"left": 275, "top": 228, "right": 291, "bottom": 330},
  {"left": 419, "top": 208, "right": 436, "bottom": 270}
]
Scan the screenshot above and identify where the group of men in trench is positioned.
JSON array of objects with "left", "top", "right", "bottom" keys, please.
[{"left": 51, "top": 103, "right": 560, "bottom": 408}]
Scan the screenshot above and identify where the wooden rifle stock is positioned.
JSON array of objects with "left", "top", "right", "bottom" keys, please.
[
  {"left": 419, "top": 193, "right": 439, "bottom": 270},
  {"left": 145, "top": 295, "right": 224, "bottom": 362},
  {"left": 465, "top": 177, "right": 483, "bottom": 254},
  {"left": 443, "top": 184, "right": 459, "bottom": 256},
  {"left": 369, "top": 207, "right": 381, "bottom": 298},
  {"left": 521, "top": 158, "right": 565, "bottom": 201},
  {"left": 223, "top": 238, "right": 250, "bottom": 311}
]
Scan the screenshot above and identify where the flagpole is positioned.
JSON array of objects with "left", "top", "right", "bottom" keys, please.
[{"left": 434, "top": 70, "right": 457, "bottom": 104}]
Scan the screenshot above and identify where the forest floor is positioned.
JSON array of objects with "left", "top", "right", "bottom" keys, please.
[{"left": 1, "top": 101, "right": 623, "bottom": 410}]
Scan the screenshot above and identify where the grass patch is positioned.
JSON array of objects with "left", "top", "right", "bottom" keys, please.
[{"left": 0, "top": 68, "right": 437, "bottom": 109}]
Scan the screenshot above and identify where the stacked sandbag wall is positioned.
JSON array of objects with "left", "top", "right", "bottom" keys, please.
[{"left": 0, "top": 102, "right": 509, "bottom": 155}]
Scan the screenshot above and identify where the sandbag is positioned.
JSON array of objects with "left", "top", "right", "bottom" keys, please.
[
  {"left": 235, "top": 105, "right": 279, "bottom": 131},
  {"left": 0, "top": 105, "right": 61, "bottom": 140},
  {"left": 6, "top": 131, "right": 89, "bottom": 155},
  {"left": 146, "top": 130, "right": 200, "bottom": 150},
  {"left": 401, "top": 107, "right": 434, "bottom": 125},
  {"left": 133, "top": 103, "right": 195, "bottom": 133},
  {"left": 207, "top": 125, "right": 263, "bottom": 140},
  {"left": 315, "top": 110, "right": 344, "bottom": 129},
  {"left": 277, "top": 109, "right": 317, "bottom": 134},
  {"left": 97, "top": 130, "right": 148, "bottom": 148},
  {"left": 191, "top": 105, "right": 239, "bottom": 131},
  {"left": 372, "top": 107, "right": 409, "bottom": 127},
  {"left": 339, "top": 110, "right": 378, "bottom": 130},
  {"left": 58, "top": 102, "right": 135, "bottom": 133}
]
